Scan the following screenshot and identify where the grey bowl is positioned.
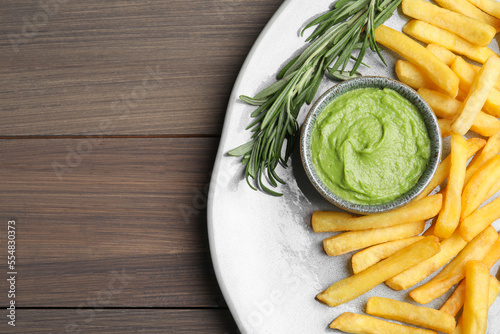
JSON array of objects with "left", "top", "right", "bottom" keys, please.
[{"left": 300, "top": 76, "right": 442, "bottom": 215}]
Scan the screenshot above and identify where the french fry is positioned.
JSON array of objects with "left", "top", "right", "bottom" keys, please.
[
  {"left": 422, "top": 223, "right": 436, "bottom": 237},
  {"left": 409, "top": 226, "right": 498, "bottom": 304},
  {"left": 317, "top": 236, "right": 440, "bottom": 307},
  {"left": 386, "top": 230, "right": 467, "bottom": 291},
  {"left": 464, "top": 130, "right": 500, "bottom": 185},
  {"left": 457, "top": 88, "right": 468, "bottom": 101},
  {"left": 323, "top": 221, "right": 425, "bottom": 256},
  {"left": 434, "top": 134, "right": 468, "bottom": 239},
  {"left": 418, "top": 88, "right": 500, "bottom": 137},
  {"left": 462, "top": 260, "right": 490, "bottom": 334},
  {"left": 468, "top": 112, "right": 500, "bottom": 137},
  {"left": 452, "top": 55, "right": 500, "bottom": 135},
  {"left": 375, "top": 25, "right": 459, "bottom": 97},
  {"left": 329, "top": 312, "right": 437, "bottom": 334},
  {"left": 426, "top": 44, "right": 456, "bottom": 66},
  {"left": 461, "top": 155, "right": 500, "bottom": 219},
  {"left": 460, "top": 196, "right": 500, "bottom": 241},
  {"left": 469, "top": 62, "right": 500, "bottom": 91},
  {"left": 484, "top": 176, "right": 500, "bottom": 202},
  {"left": 452, "top": 275, "right": 500, "bottom": 334},
  {"left": 312, "top": 194, "right": 442, "bottom": 232},
  {"left": 351, "top": 236, "right": 425, "bottom": 274},
  {"left": 435, "top": 0, "right": 500, "bottom": 32},
  {"left": 419, "top": 89, "right": 463, "bottom": 119},
  {"left": 366, "top": 296, "right": 456, "bottom": 333},
  {"left": 395, "top": 60, "right": 440, "bottom": 91},
  {"left": 441, "top": 282, "right": 467, "bottom": 317},
  {"left": 467, "top": 0, "right": 500, "bottom": 20},
  {"left": 489, "top": 276, "right": 500, "bottom": 301},
  {"left": 481, "top": 235, "right": 500, "bottom": 269},
  {"left": 434, "top": 0, "right": 500, "bottom": 32},
  {"left": 402, "top": 0, "right": 496, "bottom": 46},
  {"left": 311, "top": 211, "right": 356, "bottom": 233},
  {"left": 451, "top": 56, "right": 476, "bottom": 90},
  {"left": 451, "top": 56, "right": 500, "bottom": 118},
  {"left": 415, "top": 138, "right": 485, "bottom": 201},
  {"left": 438, "top": 119, "right": 451, "bottom": 137},
  {"left": 441, "top": 237, "right": 500, "bottom": 316},
  {"left": 441, "top": 275, "right": 500, "bottom": 317},
  {"left": 403, "top": 20, "right": 496, "bottom": 64}
]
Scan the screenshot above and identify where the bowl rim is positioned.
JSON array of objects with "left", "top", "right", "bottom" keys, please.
[{"left": 299, "top": 76, "right": 442, "bottom": 214}]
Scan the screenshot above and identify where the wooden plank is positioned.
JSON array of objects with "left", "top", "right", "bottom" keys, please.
[
  {"left": 1, "top": 309, "right": 238, "bottom": 333},
  {"left": 0, "top": 138, "right": 229, "bottom": 307},
  {"left": 0, "top": 0, "right": 284, "bottom": 136}
]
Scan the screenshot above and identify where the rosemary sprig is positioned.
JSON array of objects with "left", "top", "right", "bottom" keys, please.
[{"left": 228, "top": 0, "right": 402, "bottom": 196}]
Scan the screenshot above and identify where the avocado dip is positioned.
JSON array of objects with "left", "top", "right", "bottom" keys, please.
[{"left": 310, "top": 87, "right": 431, "bottom": 205}]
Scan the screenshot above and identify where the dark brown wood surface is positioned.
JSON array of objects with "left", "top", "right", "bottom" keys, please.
[
  {"left": 8, "top": 309, "right": 238, "bottom": 333},
  {"left": 0, "top": 0, "right": 284, "bottom": 332}
]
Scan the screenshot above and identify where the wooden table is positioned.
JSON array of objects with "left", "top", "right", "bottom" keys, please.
[{"left": 0, "top": 1, "right": 284, "bottom": 332}]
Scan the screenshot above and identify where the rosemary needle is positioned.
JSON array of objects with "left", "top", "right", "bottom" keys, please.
[{"left": 229, "top": 0, "right": 402, "bottom": 196}]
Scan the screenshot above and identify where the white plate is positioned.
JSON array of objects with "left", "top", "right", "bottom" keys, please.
[{"left": 208, "top": 1, "right": 500, "bottom": 333}]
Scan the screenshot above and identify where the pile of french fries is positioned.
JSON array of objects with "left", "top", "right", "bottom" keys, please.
[{"left": 313, "top": 0, "right": 500, "bottom": 332}]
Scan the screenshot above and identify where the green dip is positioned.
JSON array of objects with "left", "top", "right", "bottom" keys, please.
[{"left": 311, "top": 87, "right": 431, "bottom": 205}]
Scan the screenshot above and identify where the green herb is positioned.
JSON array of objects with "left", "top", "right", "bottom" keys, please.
[{"left": 228, "top": 0, "right": 402, "bottom": 196}]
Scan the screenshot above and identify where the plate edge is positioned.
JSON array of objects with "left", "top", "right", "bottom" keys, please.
[{"left": 207, "top": 1, "right": 295, "bottom": 333}]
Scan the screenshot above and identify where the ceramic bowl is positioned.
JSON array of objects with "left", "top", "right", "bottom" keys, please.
[{"left": 300, "top": 76, "right": 442, "bottom": 215}]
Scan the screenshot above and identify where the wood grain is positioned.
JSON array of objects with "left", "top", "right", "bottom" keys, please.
[
  {"left": 0, "top": 138, "right": 230, "bottom": 307},
  {"left": 0, "top": 0, "right": 284, "bottom": 136},
  {"left": 0, "top": 0, "right": 289, "bottom": 330},
  {"left": 1, "top": 309, "right": 238, "bottom": 333}
]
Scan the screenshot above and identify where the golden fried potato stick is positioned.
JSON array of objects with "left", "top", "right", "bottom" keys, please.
[
  {"left": 442, "top": 281, "right": 468, "bottom": 316},
  {"left": 461, "top": 155, "right": 500, "bottom": 219},
  {"left": 386, "top": 230, "right": 467, "bottom": 290},
  {"left": 409, "top": 226, "right": 498, "bottom": 304},
  {"left": 451, "top": 56, "right": 500, "bottom": 118},
  {"left": 468, "top": 114, "right": 500, "bottom": 137},
  {"left": 395, "top": 60, "right": 440, "bottom": 91},
  {"left": 402, "top": 0, "right": 496, "bottom": 46},
  {"left": 323, "top": 221, "right": 425, "bottom": 256},
  {"left": 418, "top": 88, "right": 464, "bottom": 119},
  {"left": 403, "top": 20, "right": 496, "bottom": 64},
  {"left": 464, "top": 130, "right": 500, "bottom": 185},
  {"left": 375, "top": 25, "right": 459, "bottom": 97},
  {"left": 452, "top": 55, "right": 500, "bottom": 135},
  {"left": 469, "top": 62, "right": 500, "bottom": 91},
  {"left": 418, "top": 88, "right": 500, "bottom": 137},
  {"left": 481, "top": 234, "right": 500, "bottom": 269},
  {"left": 460, "top": 196, "right": 500, "bottom": 241},
  {"left": 426, "top": 44, "right": 456, "bottom": 66},
  {"left": 438, "top": 119, "right": 452, "bottom": 137},
  {"left": 457, "top": 89, "right": 468, "bottom": 101},
  {"left": 329, "top": 312, "right": 437, "bottom": 334},
  {"left": 452, "top": 275, "right": 500, "bottom": 334},
  {"left": 467, "top": 0, "right": 500, "bottom": 20},
  {"left": 489, "top": 276, "right": 500, "bottom": 298},
  {"left": 441, "top": 275, "right": 500, "bottom": 317},
  {"left": 463, "top": 260, "right": 490, "bottom": 334},
  {"left": 483, "top": 176, "right": 500, "bottom": 202},
  {"left": 317, "top": 236, "right": 440, "bottom": 307},
  {"left": 435, "top": 134, "right": 468, "bottom": 239},
  {"left": 366, "top": 296, "right": 456, "bottom": 333},
  {"left": 422, "top": 223, "right": 436, "bottom": 237},
  {"left": 441, "top": 237, "right": 500, "bottom": 316},
  {"left": 351, "top": 236, "right": 425, "bottom": 274},
  {"left": 311, "top": 211, "right": 356, "bottom": 233},
  {"left": 435, "top": 0, "right": 500, "bottom": 32},
  {"left": 415, "top": 138, "right": 485, "bottom": 201},
  {"left": 311, "top": 194, "right": 442, "bottom": 232}
]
